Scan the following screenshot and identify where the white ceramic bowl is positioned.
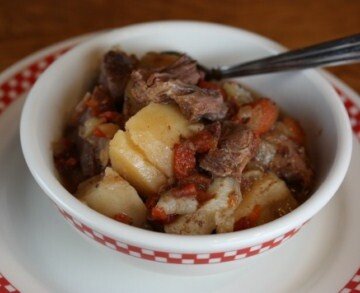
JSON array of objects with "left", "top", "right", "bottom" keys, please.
[{"left": 20, "top": 21, "right": 352, "bottom": 274}]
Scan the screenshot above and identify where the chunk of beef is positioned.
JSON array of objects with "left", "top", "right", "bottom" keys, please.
[
  {"left": 150, "top": 54, "right": 202, "bottom": 85},
  {"left": 171, "top": 85, "right": 228, "bottom": 122},
  {"left": 200, "top": 123, "right": 260, "bottom": 180},
  {"left": 258, "top": 130, "right": 314, "bottom": 197},
  {"left": 99, "top": 51, "right": 138, "bottom": 101},
  {"left": 139, "top": 52, "right": 180, "bottom": 69},
  {"left": 77, "top": 138, "right": 104, "bottom": 178},
  {"left": 53, "top": 133, "right": 85, "bottom": 193},
  {"left": 123, "top": 70, "right": 166, "bottom": 116},
  {"left": 70, "top": 86, "right": 116, "bottom": 178},
  {"left": 124, "top": 69, "right": 227, "bottom": 121}
]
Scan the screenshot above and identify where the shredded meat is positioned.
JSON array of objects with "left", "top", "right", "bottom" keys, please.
[
  {"left": 124, "top": 69, "right": 227, "bottom": 121},
  {"left": 200, "top": 123, "right": 260, "bottom": 180},
  {"left": 99, "top": 51, "right": 138, "bottom": 101}
]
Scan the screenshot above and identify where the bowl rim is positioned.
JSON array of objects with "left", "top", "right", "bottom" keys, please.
[{"left": 20, "top": 20, "right": 353, "bottom": 253}]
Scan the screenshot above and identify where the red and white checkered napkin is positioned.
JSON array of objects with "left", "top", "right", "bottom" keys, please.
[
  {"left": 340, "top": 269, "right": 360, "bottom": 293},
  {"left": 0, "top": 274, "right": 18, "bottom": 293}
]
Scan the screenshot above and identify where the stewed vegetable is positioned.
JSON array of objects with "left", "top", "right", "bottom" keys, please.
[{"left": 54, "top": 50, "right": 314, "bottom": 235}]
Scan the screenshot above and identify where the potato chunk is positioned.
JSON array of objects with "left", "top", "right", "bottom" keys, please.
[
  {"left": 126, "top": 103, "right": 200, "bottom": 177},
  {"left": 235, "top": 172, "right": 298, "bottom": 226},
  {"left": 109, "top": 130, "right": 167, "bottom": 196},
  {"left": 77, "top": 167, "right": 147, "bottom": 227}
]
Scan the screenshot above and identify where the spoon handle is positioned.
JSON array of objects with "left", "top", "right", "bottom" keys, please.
[{"left": 209, "top": 33, "right": 360, "bottom": 79}]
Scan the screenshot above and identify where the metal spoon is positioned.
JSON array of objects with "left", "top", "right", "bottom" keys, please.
[{"left": 199, "top": 33, "right": 360, "bottom": 80}]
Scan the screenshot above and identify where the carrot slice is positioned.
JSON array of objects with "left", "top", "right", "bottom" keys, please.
[
  {"left": 234, "top": 98, "right": 279, "bottom": 135},
  {"left": 282, "top": 116, "right": 305, "bottom": 145},
  {"left": 249, "top": 98, "right": 279, "bottom": 135}
]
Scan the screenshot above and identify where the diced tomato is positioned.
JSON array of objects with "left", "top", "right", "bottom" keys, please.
[
  {"left": 151, "top": 206, "right": 168, "bottom": 221},
  {"left": 179, "top": 173, "right": 212, "bottom": 191},
  {"left": 85, "top": 98, "right": 100, "bottom": 115},
  {"left": 99, "top": 111, "right": 120, "bottom": 122},
  {"left": 282, "top": 116, "right": 305, "bottom": 145},
  {"left": 93, "top": 127, "right": 107, "bottom": 138},
  {"left": 147, "top": 196, "right": 178, "bottom": 224},
  {"left": 198, "top": 80, "right": 227, "bottom": 98},
  {"left": 234, "top": 205, "right": 262, "bottom": 231},
  {"left": 191, "top": 129, "right": 217, "bottom": 153},
  {"left": 149, "top": 204, "right": 178, "bottom": 224},
  {"left": 196, "top": 190, "right": 213, "bottom": 204},
  {"left": 114, "top": 213, "right": 133, "bottom": 225},
  {"left": 170, "top": 183, "right": 197, "bottom": 198},
  {"left": 173, "top": 141, "right": 196, "bottom": 180}
]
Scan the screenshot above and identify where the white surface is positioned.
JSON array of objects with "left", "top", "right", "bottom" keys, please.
[
  {"left": 20, "top": 22, "right": 353, "bottom": 256},
  {"left": 0, "top": 97, "right": 360, "bottom": 292}
]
